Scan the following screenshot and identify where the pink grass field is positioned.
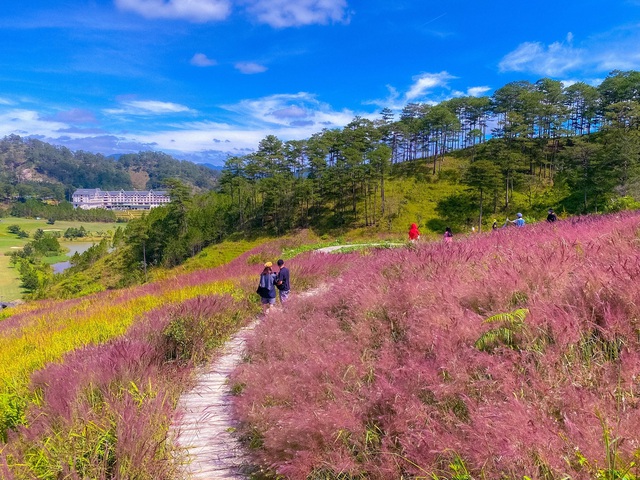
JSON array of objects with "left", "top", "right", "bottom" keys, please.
[
  {"left": 233, "top": 213, "right": 640, "bottom": 479},
  {"left": 0, "top": 233, "right": 352, "bottom": 479}
]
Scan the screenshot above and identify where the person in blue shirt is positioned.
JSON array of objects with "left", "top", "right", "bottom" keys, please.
[
  {"left": 275, "top": 259, "right": 291, "bottom": 304},
  {"left": 510, "top": 212, "right": 526, "bottom": 227}
]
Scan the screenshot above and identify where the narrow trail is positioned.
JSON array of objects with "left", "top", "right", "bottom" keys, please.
[
  {"left": 315, "top": 242, "right": 403, "bottom": 254},
  {"left": 171, "top": 264, "right": 333, "bottom": 478},
  {"left": 172, "top": 321, "right": 257, "bottom": 479}
]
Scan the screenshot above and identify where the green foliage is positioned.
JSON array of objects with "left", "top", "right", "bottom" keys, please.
[
  {"left": 604, "top": 195, "right": 640, "bottom": 213},
  {"left": 30, "top": 233, "right": 62, "bottom": 256},
  {"left": 21, "top": 418, "right": 118, "bottom": 480},
  {"left": 42, "top": 247, "right": 128, "bottom": 300},
  {"left": 475, "top": 308, "right": 529, "bottom": 352},
  {"left": 428, "top": 452, "right": 474, "bottom": 479},
  {"left": 568, "top": 332, "right": 625, "bottom": 367},
  {"left": 568, "top": 413, "right": 640, "bottom": 480},
  {"left": 162, "top": 304, "right": 241, "bottom": 364},
  {"left": 0, "top": 391, "right": 27, "bottom": 442},
  {"left": 11, "top": 199, "right": 117, "bottom": 222},
  {"left": 64, "top": 225, "right": 87, "bottom": 239},
  {"left": 7, "top": 224, "right": 28, "bottom": 238},
  {"left": 435, "top": 193, "right": 478, "bottom": 230}
]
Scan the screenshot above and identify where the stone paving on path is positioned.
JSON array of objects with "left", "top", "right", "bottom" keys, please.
[{"left": 172, "top": 322, "right": 257, "bottom": 480}]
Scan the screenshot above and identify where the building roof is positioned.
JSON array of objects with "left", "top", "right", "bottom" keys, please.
[{"left": 73, "top": 188, "right": 168, "bottom": 196}]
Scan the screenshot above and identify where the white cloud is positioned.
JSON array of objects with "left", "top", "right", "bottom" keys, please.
[
  {"left": 405, "top": 71, "right": 456, "bottom": 101},
  {"left": 366, "top": 73, "right": 491, "bottom": 117},
  {"left": 223, "top": 92, "right": 356, "bottom": 129},
  {"left": 405, "top": 72, "right": 456, "bottom": 101},
  {"left": 113, "top": 0, "right": 351, "bottom": 27},
  {"left": 0, "top": 97, "right": 13, "bottom": 106},
  {"left": 190, "top": 53, "right": 217, "bottom": 66},
  {"left": 466, "top": 86, "right": 491, "bottom": 97},
  {"left": 242, "top": 0, "right": 349, "bottom": 27},
  {"left": 499, "top": 29, "right": 640, "bottom": 77},
  {"left": 0, "top": 91, "right": 367, "bottom": 161},
  {"left": 234, "top": 62, "right": 268, "bottom": 74},
  {"left": 105, "top": 99, "right": 192, "bottom": 115},
  {"left": 269, "top": 105, "right": 308, "bottom": 119},
  {"left": 498, "top": 40, "right": 584, "bottom": 76},
  {"left": 0, "top": 109, "right": 69, "bottom": 138},
  {"left": 114, "top": 0, "right": 231, "bottom": 22}
]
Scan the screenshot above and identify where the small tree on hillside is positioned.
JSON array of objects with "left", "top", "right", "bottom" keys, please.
[{"left": 463, "top": 160, "right": 502, "bottom": 231}]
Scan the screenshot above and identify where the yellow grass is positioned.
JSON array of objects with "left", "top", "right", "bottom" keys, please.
[{"left": 0, "top": 279, "right": 239, "bottom": 402}]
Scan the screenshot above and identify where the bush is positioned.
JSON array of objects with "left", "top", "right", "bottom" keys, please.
[{"left": 162, "top": 296, "right": 241, "bottom": 364}]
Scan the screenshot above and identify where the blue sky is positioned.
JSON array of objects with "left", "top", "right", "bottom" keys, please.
[{"left": 1, "top": 0, "right": 640, "bottom": 165}]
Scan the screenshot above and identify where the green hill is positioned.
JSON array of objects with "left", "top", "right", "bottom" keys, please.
[{"left": 0, "top": 135, "right": 219, "bottom": 203}]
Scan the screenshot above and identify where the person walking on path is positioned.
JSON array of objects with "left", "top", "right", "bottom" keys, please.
[
  {"left": 510, "top": 213, "right": 526, "bottom": 227},
  {"left": 547, "top": 209, "right": 557, "bottom": 222},
  {"left": 408, "top": 223, "right": 420, "bottom": 242},
  {"left": 492, "top": 219, "right": 499, "bottom": 231},
  {"left": 257, "top": 262, "right": 277, "bottom": 314},
  {"left": 275, "top": 259, "right": 290, "bottom": 304},
  {"left": 443, "top": 226, "right": 453, "bottom": 243}
]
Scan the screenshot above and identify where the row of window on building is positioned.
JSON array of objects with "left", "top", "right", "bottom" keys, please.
[{"left": 72, "top": 188, "right": 171, "bottom": 210}]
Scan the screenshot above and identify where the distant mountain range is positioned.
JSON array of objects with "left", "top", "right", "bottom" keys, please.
[
  {"left": 200, "top": 163, "right": 225, "bottom": 171},
  {"left": 106, "top": 153, "right": 224, "bottom": 171},
  {"left": 0, "top": 135, "right": 221, "bottom": 201}
]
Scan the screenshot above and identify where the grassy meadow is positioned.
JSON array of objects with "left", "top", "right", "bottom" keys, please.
[
  {"left": 0, "top": 217, "right": 118, "bottom": 301},
  {"left": 233, "top": 212, "right": 640, "bottom": 479},
  {"left": 0, "top": 256, "right": 21, "bottom": 302},
  {"left": 0, "top": 232, "right": 356, "bottom": 478},
  {"left": 2, "top": 210, "right": 638, "bottom": 478}
]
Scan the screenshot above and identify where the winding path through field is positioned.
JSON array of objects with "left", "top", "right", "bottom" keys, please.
[
  {"left": 171, "top": 246, "right": 384, "bottom": 478},
  {"left": 172, "top": 321, "right": 256, "bottom": 479}
]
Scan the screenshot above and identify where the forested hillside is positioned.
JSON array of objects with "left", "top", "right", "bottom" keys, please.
[
  {"left": 0, "top": 136, "right": 219, "bottom": 202},
  {"left": 6, "top": 70, "right": 640, "bottom": 296},
  {"left": 216, "top": 70, "right": 640, "bottom": 234},
  {"left": 106, "top": 70, "right": 640, "bottom": 277}
]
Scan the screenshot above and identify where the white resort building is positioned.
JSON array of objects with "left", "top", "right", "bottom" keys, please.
[{"left": 72, "top": 188, "right": 171, "bottom": 210}]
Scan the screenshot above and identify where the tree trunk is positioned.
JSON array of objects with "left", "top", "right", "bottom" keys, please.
[
  {"left": 479, "top": 189, "right": 483, "bottom": 232},
  {"left": 433, "top": 139, "right": 438, "bottom": 175},
  {"left": 380, "top": 173, "right": 385, "bottom": 217}
]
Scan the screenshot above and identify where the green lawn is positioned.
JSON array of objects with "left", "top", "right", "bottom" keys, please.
[
  {"left": 0, "top": 255, "right": 22, "bottom": 302},
  {"left": 0, "top": 217, "right": 118, "bottom": 302}
]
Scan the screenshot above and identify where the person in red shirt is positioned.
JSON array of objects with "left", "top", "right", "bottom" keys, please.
[{"left": 408, "top": 223, "right": 420, "bottom": 242}]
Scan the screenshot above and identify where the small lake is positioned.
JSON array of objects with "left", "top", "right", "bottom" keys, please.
[{"left": 52, "top": 242, "right": 95, "bottom": 274}]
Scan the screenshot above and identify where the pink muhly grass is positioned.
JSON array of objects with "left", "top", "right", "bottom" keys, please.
[
  {"left": 2, "top": 293, "right": 253, "bottom": 478},
  {"left": 233, "top": 212, "right": 640, "bottom": 478},
  {"left": 0, "top": 233, "right": 363, "bottom": 478}
]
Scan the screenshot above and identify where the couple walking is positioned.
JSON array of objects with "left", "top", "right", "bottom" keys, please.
[{"left": 257, "top": 259, "right": 290, "bottom": 313}]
